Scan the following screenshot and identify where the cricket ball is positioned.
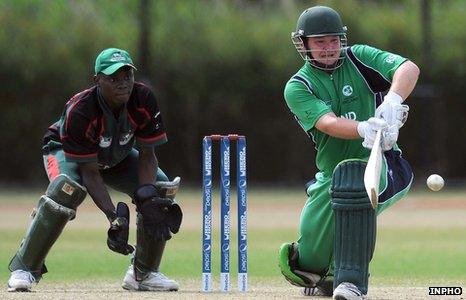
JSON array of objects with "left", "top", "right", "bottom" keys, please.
[{"left": 426, "top": 174, "right": 444, "bottom": 191}]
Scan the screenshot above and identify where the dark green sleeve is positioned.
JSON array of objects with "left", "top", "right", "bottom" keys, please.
[
  {"left": 284, "top": 80, "right": 332, "bottom": 131},
  {"left": 351, "top": 44, "right": 408, "bottom": 81}
]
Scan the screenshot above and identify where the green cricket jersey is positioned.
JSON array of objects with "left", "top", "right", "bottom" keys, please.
[{"left": 284, "top": 44, "right": 407, "bottom": 175}]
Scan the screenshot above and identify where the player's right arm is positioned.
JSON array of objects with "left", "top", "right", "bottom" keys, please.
[
  {"left": 285, "top": 80, "right": 362, "bottom": 140},
  {"left": 313, "top": 112, "right": 389, "bottom": 147},
  {"left": 60, "top": 95, "right": 116, "bottom": 222},
  {"left": 285, "top": 79, "right": 389, "bottom": 149},
  {"left": 314, "top": 113, "right": 392, "bottom": 150},
  {"left": 79, "top": 161, "right": 116, "bottom": 222},
  {"left": 314, "top": 112, "right": 360, "bottom": 139}
]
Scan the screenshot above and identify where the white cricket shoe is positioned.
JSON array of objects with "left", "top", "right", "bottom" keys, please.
[
  {"left": 122, "top": 265, "right": 179, "bottom": 291},
  {"left": 7, "top": 270, "right": 35, "bottom": 292},
  {"left": 333, "top": 282, "right": 364, "bottom": 300}
]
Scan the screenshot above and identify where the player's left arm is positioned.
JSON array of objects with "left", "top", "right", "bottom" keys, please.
[
  {"left": 79, "top": 161, "right": 116, "bottom": 222},
  {"left": 131, "top": 85, "right": 182, "bottom": 240},
  {"left": 350, "top": 45, "right": 420, "bottom": 101},
  {"left": 388, "top": 60, "right": 420, "bottom": 102},
  {"left": 377, "top": 60, "right": 419, "bottom": 129}
]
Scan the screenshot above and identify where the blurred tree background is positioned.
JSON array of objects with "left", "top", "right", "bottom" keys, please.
[{"left": 0, "top": 0, "right": 464, "bottom": 187}]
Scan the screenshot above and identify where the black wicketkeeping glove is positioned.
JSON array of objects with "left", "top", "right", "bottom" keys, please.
[
  {"left": 134, "top": 184, "right": 183, "bottom": 241},
  {"left": 107, "top": 202, "right": 135, "bottom": 255}
]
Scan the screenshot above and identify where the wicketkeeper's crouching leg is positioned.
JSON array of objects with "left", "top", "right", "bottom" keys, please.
[
  {"left": 8, "top": 174, "right": 87, "bottom": 292},
  {"left": 331, "top": 160, "right": 376, "bottom": 299},
  {"left": 122, "top": 177, "right": 183, "bottom": 291}
]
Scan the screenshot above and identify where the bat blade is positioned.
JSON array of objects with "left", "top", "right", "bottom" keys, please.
[{"left": 364, "top": 129, "right": 383, "bottom": 209}]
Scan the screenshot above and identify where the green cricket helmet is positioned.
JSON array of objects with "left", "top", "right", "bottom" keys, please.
[{"left": 291, "top": 6, "right": 348, "bottom": 70}]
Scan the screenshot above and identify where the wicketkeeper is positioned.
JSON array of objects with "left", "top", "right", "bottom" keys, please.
[
  {"left": 279, "top": 6, "right": 419, "bottom": 299},
  {"left": 7, "top": 48, "right": 183, "bottom": 292}
]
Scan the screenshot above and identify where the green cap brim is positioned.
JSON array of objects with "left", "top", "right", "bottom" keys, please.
[{"left": 101, "top": 63, "right": 136, "bottom": 75}]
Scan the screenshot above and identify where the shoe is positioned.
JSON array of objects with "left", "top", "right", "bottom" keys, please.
[
  {"left": 279, "top": 242, "right": 321, "bottom": 287},
  {"left": 7, "top": 270, "right": 35, "bottom": 292},
  {"left": 122, "top": 265, "right": 179, "bottom": 291},
  {"left": 303, "top": 286, "right": 331, "bottom": 297},
  {"left": 302, "top": 276, "right": 333, "bottom": 297},
  {"left": 333, "top": 282, "right": 363, "bottom": 300}
]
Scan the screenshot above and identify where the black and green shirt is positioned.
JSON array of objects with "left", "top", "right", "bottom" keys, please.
[{"left": 44, "top": 82, "right": 167, "bottom": 169}]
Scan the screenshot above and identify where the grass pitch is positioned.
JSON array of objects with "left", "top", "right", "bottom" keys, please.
[{"left": 0, "top": 187, "right": 465, "bottom": 299}]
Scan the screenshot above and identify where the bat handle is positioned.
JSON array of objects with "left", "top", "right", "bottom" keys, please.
[{"left": 374, "top": 129, "right": 382, "bottom": 148}]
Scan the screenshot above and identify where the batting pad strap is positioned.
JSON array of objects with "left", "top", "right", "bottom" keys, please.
[
  {"left": 331, "top": 160, "right": 376, "bottom": 295},
  {"left": 330, "top": 160, "right": 368, "bottom": 199},
  {"left": 332, "top": 199, "right": 372, "bottom": 210},
  {"left": 154, "top": 176, "right": 181, "bottom": 200},
  {"left": 42, "top": 196, "right": 76, "bottom": 220}
]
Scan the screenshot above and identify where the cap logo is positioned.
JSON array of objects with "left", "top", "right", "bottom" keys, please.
[{"left": 110, "top": 52, "right": 126, "bottom": 62}]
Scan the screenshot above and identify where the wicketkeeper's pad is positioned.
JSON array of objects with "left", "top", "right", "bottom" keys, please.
[
  {"left": 9, "top": 174, "right": 87, "bottom": 279},
  {"left": 134, "top": 179, "right": 183, "bottom": 241}
]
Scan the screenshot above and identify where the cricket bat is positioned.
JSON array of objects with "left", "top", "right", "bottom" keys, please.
[{"left": 364, "top": 129, "right": 383, "bottom": 209}]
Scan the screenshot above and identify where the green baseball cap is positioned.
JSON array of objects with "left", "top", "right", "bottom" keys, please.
[{"left": 94, "top": 48, "right": 137, "bottom": 75}]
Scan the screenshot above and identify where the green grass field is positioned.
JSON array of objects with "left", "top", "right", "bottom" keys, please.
[{"left": 0, "top": 188, "right": 465, "bottom": 298}]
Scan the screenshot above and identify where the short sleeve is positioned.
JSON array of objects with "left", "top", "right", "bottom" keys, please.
[
  {"left": 351, "top": 44, "right": 408, "bottom": 81},
  {"left": 133, "top": 85, "right": 168, "bottom": 148},
  {"left": 284, "top": 80, "right": 332, "bottom": 132},
  {"left": 61, "top": 110, "right": 99, "bottom": 163}
]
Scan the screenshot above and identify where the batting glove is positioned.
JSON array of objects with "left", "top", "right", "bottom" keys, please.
[
  {"left": 358, "top": 118, "right": 399, "bottom": 151},
  {"left": 381, "top": 124, "right": 399, "bottom": 151},
  {"left": 357, "top": 117, "right": 388, "bottom": 150},
  {"left": 375, "top": 91, "right": 409, "bottom": 128}
]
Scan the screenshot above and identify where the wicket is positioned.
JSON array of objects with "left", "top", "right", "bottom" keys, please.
[{"left": 202, "top": 134, "right": 248, "bottom": 292}]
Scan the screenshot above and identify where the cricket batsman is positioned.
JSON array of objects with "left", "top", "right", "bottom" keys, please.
[
  {"left": 278, "top": 6, "right": 419, "bottom": 299},
  {"left": 7, "top": 48, "right": 182, "bottom": 292}
]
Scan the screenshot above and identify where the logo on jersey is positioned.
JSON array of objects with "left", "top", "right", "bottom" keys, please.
[
  {"left": 119, "top": 130, "right": 134, "bottom": 145},
  {"left": 99, "top": 136, "right": 112, "bottom": 148},
  {"left": 385, "top": 54, "right": 397, "bottom": 64},
  {"left": 98, "top": 163, "right": 111, "bottom": 170},
  {"left": 342, "top": 85, "right": 353, "bottom": 97},
  {"left": 341, "top": 111, "right": 357, "bottom": 120},
  {"left": 152, "top": 112, "right": 162, "bottom": 130}
]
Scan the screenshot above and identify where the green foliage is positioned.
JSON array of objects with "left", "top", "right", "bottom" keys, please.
[{"left": 0, "top": 0, "right": 465, "bottom": 184}]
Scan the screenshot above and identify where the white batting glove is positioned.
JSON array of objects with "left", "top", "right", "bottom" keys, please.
[
  {"left": 381, "top": 124, "right": 399, "bottom": 151},
  {"left": 375, "top": 91, "right": 409, "bottom": 128},
  {"left": 357, "top": 117, "right": 388, "bottom": 150}
]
